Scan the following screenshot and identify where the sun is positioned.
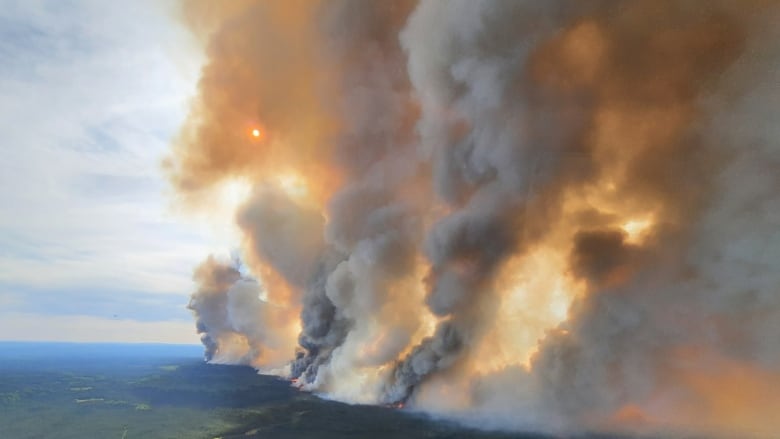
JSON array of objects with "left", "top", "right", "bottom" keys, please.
[{"left": 248, "top": 126, "right": 266, "bottom": 141}]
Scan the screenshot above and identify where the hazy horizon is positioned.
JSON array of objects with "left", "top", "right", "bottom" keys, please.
[
  {"left": 0, "top": 1, "right": 228, "bottom": 345},
  {"left": 0, "top": 339, "right": 202, "bottom": 346}
]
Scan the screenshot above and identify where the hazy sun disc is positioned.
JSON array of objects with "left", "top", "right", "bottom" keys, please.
[{"left": 249, "top": 126, "right": 266, "bottom": 141}]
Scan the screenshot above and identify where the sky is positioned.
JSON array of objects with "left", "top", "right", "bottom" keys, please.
[{"left": 0, "top": 0, "right": 220, "bottom": 344}]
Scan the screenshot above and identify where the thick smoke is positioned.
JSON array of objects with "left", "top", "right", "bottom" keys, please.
[
  {"left": 188, "top": 256, "right": 294, "bottom": 367},
  {"left": 171, "top": 1, "right": 780, "bottom": 437}
]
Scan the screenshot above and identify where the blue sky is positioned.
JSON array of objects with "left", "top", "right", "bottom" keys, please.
[{"left": 0, "top": 0, "right": 223, "bottom": 343}]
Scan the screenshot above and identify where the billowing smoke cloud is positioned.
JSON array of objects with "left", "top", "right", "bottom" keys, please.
[
  {"left": 170, "top": 1, "right": 780, "bottom": 437},
  {"left": 188, "top": 256, "right": 298, "bottom": 368}
]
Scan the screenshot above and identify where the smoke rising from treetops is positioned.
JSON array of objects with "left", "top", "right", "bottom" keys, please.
[{"left": 166, "top": 1, "right": 780, "bottom": 437}]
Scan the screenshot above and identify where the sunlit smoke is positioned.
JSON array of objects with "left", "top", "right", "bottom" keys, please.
[
  {"left": 169, "top": 1, "right": 780, "bottom": 438},
  {"left": 621, "top": 218, "right": 653, "bottom": 244}
]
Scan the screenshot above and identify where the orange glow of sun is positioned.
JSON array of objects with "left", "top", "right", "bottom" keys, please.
[{"left": 249, "top": 126, "right": 266, "bottom": 141}]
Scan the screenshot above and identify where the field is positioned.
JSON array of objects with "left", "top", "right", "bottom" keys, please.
[{"left": 0, "top": 342, "right": 560, "bottom": 439}]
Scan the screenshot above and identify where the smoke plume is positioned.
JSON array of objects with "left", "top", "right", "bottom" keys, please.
[{"left": 171, "top": 1, "right": 780, "bottom": 437}]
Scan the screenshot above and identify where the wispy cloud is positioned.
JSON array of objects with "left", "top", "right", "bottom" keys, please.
[
  {"left": 0, "top": 312, "right": 198, "bottom": 344},
  {"left": 0, "top": 0, "right": 218, "bottom": 341},
  {"left": 0, "top": 283, "right": 191, "bottom": 322}
]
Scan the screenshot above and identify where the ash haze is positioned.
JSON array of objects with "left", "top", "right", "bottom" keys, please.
[{"left": 0, "top": 0, "right": 226, "bottom": 344}]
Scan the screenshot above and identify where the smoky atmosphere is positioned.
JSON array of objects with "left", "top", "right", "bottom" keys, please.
[{"left": 1, "top": 1, "right": 778, "bottom": 439}]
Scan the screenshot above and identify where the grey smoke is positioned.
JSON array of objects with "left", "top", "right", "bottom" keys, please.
[{"left": 177, "top": 0, "right": 780, "bottom": 437}]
